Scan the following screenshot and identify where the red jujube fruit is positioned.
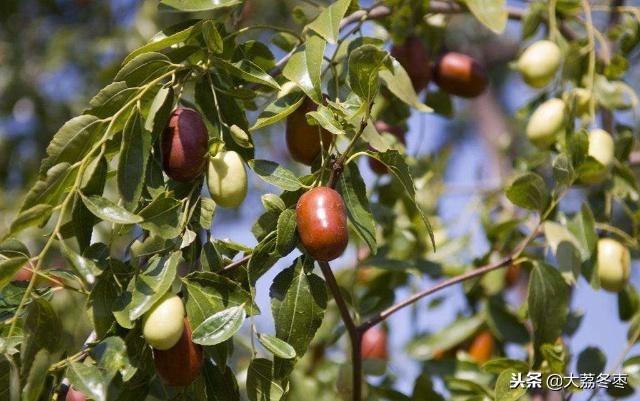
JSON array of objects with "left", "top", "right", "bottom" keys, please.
[
  {"left": 361, "top": 326, "right": 388, "bottom": 360},
  {"left": 433, "top": 52, "right": 488, "bottom": 98},
  {"left": 296, "top": 187, "right": 348, "bottom": 261},
  {"left": 162, "top": 108, "right": 209, "bottom": 182},
  {"left": 153, "top": 318, "right": 204, "bottom": 386},
  {"left": 286, "top": 98, "right": 332, "bottom": 165},
  {"left": 391, "top": 36, "right": 431, "bottom": 92},
  {"left": 369, "top": 121, "right": 406, "bottom": 175},
  {"left": 66, "top": 387, "right": 87, "bottom": 401},
  {"left": 468, "top": 329, "right": 495, "bottom": 364}
]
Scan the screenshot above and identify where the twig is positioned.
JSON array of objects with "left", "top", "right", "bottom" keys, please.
[{"left": 221, "top": 254, "right": 252, "bottom": 273}]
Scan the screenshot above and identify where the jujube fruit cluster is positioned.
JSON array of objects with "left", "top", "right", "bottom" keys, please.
[
  {"left": 162, "top": 108, "right": 209, "bottom": 182},
  {"left": 296, "top": 187, "right": 349, "bottom": 261},
  {"left": 433, "top": 52, "right": 488, "bottom": 98},
  {"left": 391, "top": 36, "right": 431, "bottom": 92},
  {"left": 286, "top": 98, "right": 332, "bottom": 165},
  {"left": 597, "top": 238, "right": 631, "bottom": 293}
]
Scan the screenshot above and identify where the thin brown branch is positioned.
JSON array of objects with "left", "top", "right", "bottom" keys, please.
[
  {"left": 318, "top": 261, "right": 360, "bottom": 401},
  {"left": 221, "top": 254, "right": 252, "bottom": 273}
]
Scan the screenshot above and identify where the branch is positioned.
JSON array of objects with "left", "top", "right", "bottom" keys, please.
[
  {"left": 221, "top": 254, "right": 252, "bottom": 273},
  {"left": 317, "top": 261, "right": 361, "bottom": 401}
]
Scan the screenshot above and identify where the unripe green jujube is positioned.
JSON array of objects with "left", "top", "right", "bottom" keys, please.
[
  {"left": 207, "top": 150, "right": 248, "bottom": 208},
  {"left": 526, "top": 98, "right": 566, "bottom": 148},
  {"left": 517, "top": 40, "right": 562, "bottom": 88},
  {"left": 143, "top": 294, "right": 185, "bottom": 350},
  {"left": 597, "top": 238, "right": 631, "bottom": 292}
]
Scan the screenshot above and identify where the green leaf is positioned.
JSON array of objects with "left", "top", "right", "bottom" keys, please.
[
  {"left": 251, "top": 87, "right": 304, "bottom": 131},
  {"left": 159, "top": 0, "right": 241, "bottom": 12},
  {"left": 114, "top": 52, "right": 172, "bottom": 86},
  {"left": 482, "top": 358, "right": 529, "bottom": 374},
  {"left": 406, "top": 315, "right": 484, "bottom": 360},
  {"left": 270, "top": 258, "right": 327, "bottom": 378},
  {"left": 306, "top": 0, "right": 351, "bottom": 44},
  {"left": 39, "top": 115, "right": 103, "bottom": 176},
  {"left": 348, "top": 44, "right": 388, "bottom": 104},
  {"left": 192, "top": 305, "right": 246, "bottom": 346},
  {"left": 21, "top": 350, "right": 50, "bottom": 401},
  {"left": 248, "top": 160, "right": 303, "bottom": 191},
  {"left": 261, "top": 194, "right": 286, "bottom": 211},
  {"left": 10, "top": 204, "right": 53, "bottom": 235},
  {"left": 463, "top": 0, "right": 508, "bottom": 34},
  {"left": 113, "top": 252, "right": 180, "bottom": 325},
  {"left": 282, "top": 33, "right": 326, "bottom": 103},
  {"left": 196, "top": 198, "right": 217, "bottom": 230},
  {"left": 543, "top": 222, "right": 583, "bottom": 283},
  {"left": 60, "top": 242, "right": 101, "bottom": 284},
  {"left": 367, "top": 150, "right": 435, "bottom": 248},
  {"left": 505, "top": 172, "right": 549, "bottom": 212},
  {"left": 214, "top": 57, "right": 280, "bottom": 89},
  {"left": 577, "top": 346, "right": 606, "bottom": 375},
  {"left": 247, "top": 234, "right": 279, "bottom": 284},
  {"left": 86, "top": 81, "right": 137, "bottom": 119},
  {"left": 258, "top": 334, "right": 296, "bottom": 359},
  {"left": 486, "top": 298, "right": 530, "bottom": 344},
  {"left": 203, "top": 361, "right": 240, "bottom": 401},
  {"left": 89, "top": 272, "right": 120, "bottom": 338},
  {"left": 20, "top": 163, "right": 78, "bottom": 213},
  {"left": 528, "top": 262, "right": 569, "bottom": 365},
  {"left": 144, "top": 86, "right": 174, "bottom": 135},
  {"left": 495, "top": 368, "right": 526, "bottom": 401},
  {"left": 202, "top": 20, "right": 223, "bottom": 53},
  {"left": 339, "top": 163, "right": 376, "bottom": 254},
  {"left": 21, "top": 298, "right": 61, "bottom": 377},
  {"left": 275, "top": 209, "right": 297, "bottom": 256},
  {"left": 246, "top": 358, "right": 286, "bottom": 401},
  {"left": 0, "top": 257, "right": 29, "bottom": 291},
  {"left": 66, "top": 362, "right": 107, "bottom": 401},
  {"left": 118, "top": 110, "right": 152, "bottom": 207},
  {"left": 380, "top": 58, "right": 432, "bottom": 112},
  {"left": 552, "top": 153, "right": 574, "bottom": 187},
  {"left": 123, "top": 22, "right": 200, "bottom": 64},
  {"left": 412, "top": 373, "right": 445, "bottom": 401},
  {"left": 80, "top": 194, "right": 142, "bottom": 224},
  {"left": 306, "top": 105, "right": 344, "bottom": 136},
  {"left": 139, "top": 195, "right": 183, "bottom": 239},
  {"left": 91, "top": 336, "right": 132, "bottom": 382},
  {"left": 183, "top": 271, "right": 255, "bottom": 329}
]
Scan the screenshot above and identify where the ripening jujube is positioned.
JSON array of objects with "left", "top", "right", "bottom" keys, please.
[
  {"left": 66, "top": 387, "right": 87, "bottom": 401},
  {"left": 468, "top": 330, "right": 495, "bottom": 364},
  {"left": 153, "top": 318, "right": 204, "bottom": 386},
  {"left": 433, "top": 52, "right": 488, "bottom": 98},
  {"left": 296, "top": 187, "right": 349, "bottom": 261},
  {"left": 597, "top": 238, "right": 631, "bottom": 293},
  {"left": 162, "top": 108, "right": 209, "bottom": 182},
  {"left": 361, "top": 326, "right": 388, "bottom": 360},
  {"left": 391, "top": 36, "right": 431, "bottom": 92},
  {"left": 286, "top": 98, "right": 332, "bottom": 165}
]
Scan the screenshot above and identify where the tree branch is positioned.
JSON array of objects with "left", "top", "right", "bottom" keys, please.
[
  {"left": 221, "top": 254, "right": 252, "bottom": 273},
  {"left": 318, "top": 261, "right": 361, "bottom": 401}
]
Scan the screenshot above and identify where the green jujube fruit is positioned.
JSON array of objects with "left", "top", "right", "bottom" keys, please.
[
  {"left": 143, "top": 294, "right": 185, "bottom": 350},
  {"left": 526, "top": 98, "right": 566, "bottom": 148},
  {"left": 517, "top": 40, "right": 562, "bottom": 88},
  {"left": 207, "top": 150, "right": 248, "bottom": 208}
]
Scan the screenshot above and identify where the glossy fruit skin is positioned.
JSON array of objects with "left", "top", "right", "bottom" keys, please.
[
  {"left": 391, "top": 36, "right": 430, "bottom": 92},
  {"left": 66, "top": 387, "right": 87, "bottom": 401},
  {"left": 368, "top": 121, "right": 406, "bottom": 175},
  {"left": 597, "top": 238, "right": 631, "bottom": 293},
  {"left": 517, "top": 40, "right": 562, "bottom": 88},
  {"left": 526, "top": 98, "right": 566, "bottom": 148},
  {"left": 581, "top": 129, "right": 615, "bottom": 183},
  {"left": 143, "top": 294, "right": 185, "bottom": 350},
  {"left": 296, "top": 187, "right": 348, "bottom": 262},
  {"left": 162, "top": 108, "right": 209, "bottom": 182},
  {"left": 361, "top": 326, "right": 388, "bottom": 360},
  {"left": 154, "top": 318, "right": 203, "bottom": 386},
  {"left": 207, "top": 150, "right": 248, "bottom": 208},
  {"left": 433, "top": 52, "right": 488, "bottom": 98},
  {"left": 286, "top": 98, "right": 332, "bottom": 165},
  {"left": 468, "top": 330, "right": 495, "bottom": 364}
]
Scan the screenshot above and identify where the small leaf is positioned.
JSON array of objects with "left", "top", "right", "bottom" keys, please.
[
  {"left": 251, "top": 86, "right": 304, "bottom": 131},
  {"left": 118, "top": 110, "right": 153, "bottom": 208},
  {"left": 258, "top": 334, "right": 297, "bottom": 359},
  {"left": 495, "top": 368, "right": 526, "bottom": 401},
  {"left": 283, "top": 33, "right": 326, "bottom": 103},
  {"left": 348, "top": 45, "right": 388, "bottom": 104},
  {"left": 60, "top": 242, "right": 101, "bottom": 284},
  {"left": 0, "top": 257, "right": 29, "bottom": 291},
  {"left": 306, "top": 0, "right": 351, "bottom": 44},
  {"left": 248, "top": 160, "right": 303, "bottom": 191},
  {"left": 229, "top": 124, "right": 253, "bottom": 148},
  {"left": 406, "top": 315, "right": 484, "bottom": 360},
  {"left": 21, "top": 350, "right": 50, "bottom": 401},
  {"left": 144, "top": 86, "right": 174, "bottom": 136},
  {"left": 275, "top": 209, "right": 297, "bottom": 256},
  {"left": 202, "top": 20, "right": 223, "bottom": 53},
  {"left": 159, "top": 0, "right": 241, "bottom": 12},
  {"left": 577, "top": 346, "right": 606, "bottom": 375},
  {"left": 123, "top": 22, "right": 201, "bottom": 64},
  {"left": 66, "top": 362, "right": 107, "bottom": 401},
  {"left": 339, "top": 163, "right": 376, "bottom": 253},
  {"left": 213, "top": 57, "right": 280, "bottom": 90},
  {"left": 463, "top": 0, "right": 508, "bottom": 34},
  {"left": 506, "top": 172, "right": 549, "bottom": 212},
  {"left": 380, "top": 58, "right": 432, "bottom": 112},
  {"left": 10, "top": 205, "right": 53, "bottom": 235},
  {"left": 114, "top": 52, "right": 171, "bottom": 86},
  {"left": 20, "top": 163, "right": 78, "bottom": 212},
  {"left": 192, "top": 305, "right": 246, "bottom": 346},
  {"left": 80, "top": 194, "right": 143, "bottom": 224},
  {"left": 138, "top": 195, "right": 183, "bottom": 239},
  {"left": 246, "top": 358, "right": 286, "bottom": 401},
  {"left": 552, "top": 153, "right": 574, "bottom": 187}
]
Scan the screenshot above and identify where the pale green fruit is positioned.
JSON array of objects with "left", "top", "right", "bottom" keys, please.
[
  {"left": 574, "top": 88, "right": 592, "bottom": 115},
  {"left": 517, "top": 40, "right": 562, "bottom": 88},
  {"left": 207, "top": 150, "right": 248, "bottom": 208},
  {"left": 580, "top": 128, "right": 615, "bottom": 183},
  {"left": 597, "top": 238, "right": 631, "bottom": 292},
  {"left": 526, "top": 98, "right": 566, "bottom": 148},
  {"left": 143, "top": 294, "right": 185, "bottom": 350}
]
